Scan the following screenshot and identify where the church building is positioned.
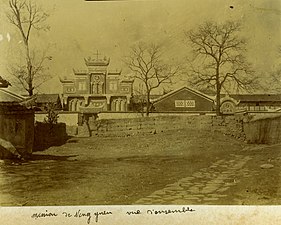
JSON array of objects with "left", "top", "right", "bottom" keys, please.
[{"left": 60, "top": 54, "right": 133, "bottom": 112}]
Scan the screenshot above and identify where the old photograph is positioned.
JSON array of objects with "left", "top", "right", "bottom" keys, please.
[{"left": 0, "top": 0, "right": 281, "bottom": 209}]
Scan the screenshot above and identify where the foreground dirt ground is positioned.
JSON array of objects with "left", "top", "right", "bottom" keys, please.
[{"left": 0, "top": 128, "right": 281, "bottom": 206}]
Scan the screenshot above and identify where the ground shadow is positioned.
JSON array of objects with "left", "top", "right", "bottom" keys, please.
[
  {"left": 33, "top": 136, "right": 74, "bottom": 152},
  {"left": 27, "top": 154, "right": 78, "bottom": 161},
  {"left": 1, "top": 154, "right": 79, "bottom": 166}
]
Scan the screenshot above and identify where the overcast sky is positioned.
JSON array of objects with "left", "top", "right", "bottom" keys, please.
[{"left": 0, "top": 0, "right": 280, "bottom": 94}]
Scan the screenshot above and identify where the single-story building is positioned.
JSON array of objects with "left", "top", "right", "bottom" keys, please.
[
  {"left": 35, "top": 94, "right": 62, "bottom": 111},
  {"left": 220, "top": 94, "right": 281, "bottom": 114},
  {"left": 152, "top": 86, "right": 215, "bottom": 112},
  {"left": 0, "top": 88, "right": 34, "bottom": 157},
  {"left": 130, "top": 94, "right": 162, "bottom": 112},
  {"left": 231, "top": 94, "right": 281, "bottom": 111}
]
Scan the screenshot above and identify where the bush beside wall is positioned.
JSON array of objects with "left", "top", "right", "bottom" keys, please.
[{"left": 33, "top": 122, "right": 68, "bottom": 151}]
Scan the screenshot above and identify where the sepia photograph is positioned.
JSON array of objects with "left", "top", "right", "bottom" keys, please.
[{"left": 0, "top": 0, "right": 281, "bottom": 223}]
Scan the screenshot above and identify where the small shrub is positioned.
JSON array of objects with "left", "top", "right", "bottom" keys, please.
[{"left": 43, "top": 102, "right": 59, "bottom": 125}]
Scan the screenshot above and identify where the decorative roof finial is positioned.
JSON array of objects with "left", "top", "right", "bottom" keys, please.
[
  {"left": 94, "top": 50, "right": 101, "bottom": 60},
  {"left": 0, "top": 76, "right": 11, "bottom": 88}
]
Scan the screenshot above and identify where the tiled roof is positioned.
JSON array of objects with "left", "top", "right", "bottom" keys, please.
[
  {"left": 152, "top": 86, "right": 215, "bottom": 103},
  {"left": 229, "top": 94, "right": 281, "bottom": 102},
  {"left": 0, "top": 89, "right": 35, "bottom": 111},
  {"left": 0, "top": 88, "right": 26, "bottom": 102},
  {"left": 132, "top": 94, "right": 162, "bottom": 103},
  {"left": 35, "top": 94, "right": 60, "bottom": 103}
]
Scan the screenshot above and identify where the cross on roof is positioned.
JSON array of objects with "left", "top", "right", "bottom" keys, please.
[{"left": 94, "top": 50, "right": 101, "bottom": 60}]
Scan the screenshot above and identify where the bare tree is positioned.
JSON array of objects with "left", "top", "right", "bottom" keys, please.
[
  {"left": 6, "top": 0, "right": 51, "bottom": 96},
  {"left": 266, "top": 47, "right": 281, "bottom": 92},
  {"left": 263, "top": 69, "right": 281, "bottom": 93},
  {"left": 185, "top": 21, "right": 257, "bottom": 115},
  {"left": 125, "top": 43, "right": 179, "bottom": 116},
  {"left": 131, "top": 84, "right": 146, "bottom": 117}
]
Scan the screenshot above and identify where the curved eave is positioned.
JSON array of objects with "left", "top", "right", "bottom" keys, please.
[
  {"left": 220, "top": 96, "right": 240, "bottom": 105},
  {"left": 59, "top": 75, "right": 75, "bottom": 83},
  {"left": 60, "top": 79, "right": 74, "bottom": 84},
  {"left": 0, "top": 88, "right": 26, "bottom": 102},
  {"left": 84, "top": 57, "right": 110, "bottom": 67},
  {"left": 73, "top": 69, "right": 87, "bottom": 75}
]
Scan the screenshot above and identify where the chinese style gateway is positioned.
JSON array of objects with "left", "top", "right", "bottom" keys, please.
[{"left": 60, "top": 55, "right": 133, "bottom": 112}]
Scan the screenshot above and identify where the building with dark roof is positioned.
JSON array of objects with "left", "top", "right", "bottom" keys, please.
[
  {"left": 0, "top": 88, "right": 34, "bottom": 157},
  {"left": 220, "top": 94, "right": 281, "bottom": 114},
  {"left": 152, "top": 86, "right": 215, "bottom": 112},
  {"left": 151, "top": 86, "right": 281, "bottom": 114},
  {"left": 0, "top": 88, "right": 27, "bottom": 102},
  {"left": 35, "top": 94, "right": 62, "bottom": 111}
]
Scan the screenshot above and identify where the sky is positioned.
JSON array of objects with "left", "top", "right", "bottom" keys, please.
[{"left": 0, "top": 0, "right": 280, "bottom": 94}]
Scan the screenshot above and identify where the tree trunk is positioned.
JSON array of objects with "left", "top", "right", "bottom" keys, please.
[
  {"left": 146, "top": 92, "right": 150, "bottom": 117},
  {"left": 215, "top": 65, "right": 221, "bottom": 116},
  {"left": 28, "top": 88, "right": 33, "bottom": 96},
  {"left": 28, "top": 79, "right": 33, "bottom": 96},
  {"left": 216, "top": 89, "right": 221, "bottom": 116},
  {"left": 26, "top": 41, "right": 34, "bottom": 96}
]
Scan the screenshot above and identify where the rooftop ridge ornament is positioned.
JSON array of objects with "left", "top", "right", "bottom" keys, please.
[
  {"left": 94, "top": 50, "right": 100, "bottom": 60},
  {"left": 0, "top": 76, "right": 11, "bottom": 88},
  {"left": 84, "top": 50, "right": 110, "bottom": 67}
]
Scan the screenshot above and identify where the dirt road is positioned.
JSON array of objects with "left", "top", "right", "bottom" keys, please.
[{"left": 0, "top": 128, "right": 280, "bottom": 206}]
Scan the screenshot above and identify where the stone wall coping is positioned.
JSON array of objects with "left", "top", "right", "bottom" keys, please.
[
  {"left": 246, "top": 113, "right": 281, "bottom": 123},
  {"left": 35, "top": 111, "right": 79, "bottom": 115}
]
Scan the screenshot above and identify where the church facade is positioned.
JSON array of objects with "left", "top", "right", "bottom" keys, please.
[{"left": 60, "top": 55, "right": 133, "bottom": 112}]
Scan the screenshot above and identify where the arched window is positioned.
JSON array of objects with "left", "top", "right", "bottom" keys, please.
[
  {"left": 121, "top": 100, "right": 126, "bottom": 111},
  {"left": 115, "top": 100, "right": 120, "bottom": 112},
  {"left": 111, "top": 100, "right": 116, "bottom": 111}
]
